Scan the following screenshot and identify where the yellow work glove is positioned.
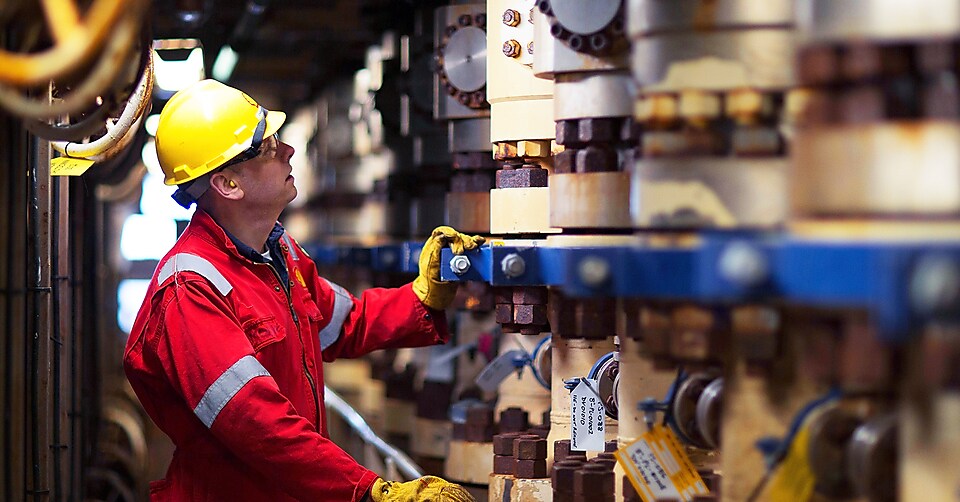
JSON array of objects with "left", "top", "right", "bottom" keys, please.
[
  {"left": 369, "top": 476, "right": 475, "bottom": 502},
  {"left": 413, "top": 226, "right": 484, "bottom": 311}
]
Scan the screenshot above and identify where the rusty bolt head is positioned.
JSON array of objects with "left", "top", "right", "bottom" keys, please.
[
  {"left": 503, "top": 9, "right": 521, "bottom": 27},
  {"left": 495, "top": 303, "right": 514, "bottom": 324},
  {"left": 514, "top": 303, "right": 548, "bottom": 325},
  {"left": 513, "top": 286, "right": 548, "bottom": 305},
  {"left": 575, "top": 145, "right": 618, "bottom": 173},
  {"left": 475, "top": 13, "right": 486, "bottom": 28},
  {"left": 552, "top": 460, "right": 583, "bottom": 491},
  {"left": 556, "top": 119, "right": 580, "bottom": 146},
  {"left": 494, "top": 432, "right": 522, "bottom": 455},
  {"left": 578, "top": 117, "right": 617, "bottom": 143},
  {"left": 515, "top": 435, "right": 548, "bottom": 460},
  {"left": 503, "top": 39, "right": 522, "bottom": 58},
  {"left": 574, "top": 467, "right": 614, "bottom": 494},
  {"left": 493, "top": 454, "right": 515, "bottom": 474},
  {"left": 554, "top": 149, "right": 577, "bottom": 174},
  {"left": 499, "top": 407, "right": 530, "bottom": 432},
  {"left": 458, "top": 14, "right": 472, "bottom": 26},
  {"left": 496, "top": 166, "right": 548, "bottom": 188},
  {"left": 466, "top": 406, "right": 494, "bottom": 425},
  {"left": 515, "top": 458, "right": 548, "bottom": 478}
]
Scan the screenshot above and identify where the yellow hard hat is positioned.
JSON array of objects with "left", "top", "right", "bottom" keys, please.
[{"left": 155, "top": 79, "right": 286, "bottom": 186}]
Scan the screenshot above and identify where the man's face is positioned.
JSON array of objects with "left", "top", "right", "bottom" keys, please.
[{"left": 228, "top": 134, "right": 297, "bottom": 213}]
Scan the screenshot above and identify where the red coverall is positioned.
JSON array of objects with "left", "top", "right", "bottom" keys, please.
[{"left": 124, "top": 209, "right": 449, "bottom": 501}]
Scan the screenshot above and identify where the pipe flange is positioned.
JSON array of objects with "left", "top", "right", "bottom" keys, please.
[
  {"left": 806, "top": 404, "right": 860, "bottom": 498},
  {"left": 846, "top": 413, "right": 898, "bottom": 502},
  {"left": 587, "top": 352, "right": 620, "bottom": 420},
  {"left": 435, "top": 15, "right": 489, "bottom": 110},
  {"left": 694, "top": 377, "right": 723, "bottom": 450},
  {"left": 534, "top": 0, "right": 626, "bottom": 56},
  {"left": 671, "top": 372, "right": 715, "bottom": 449}
]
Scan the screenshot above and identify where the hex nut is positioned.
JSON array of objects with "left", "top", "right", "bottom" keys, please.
[
  {"left": 514, "top": 435, "right": 547, "bottom": 460},
  {"left": 466, "top": 406, "right": 494, "bottom": 425},
  {"left": 514, "top": 304, "right": 548, "bottom": 325},
  {"left": 578, "top": 255, "right": 611, "bottom": 287},
  {"left": 493, "top": 454, "right": 515, "bottom": 475},
  {"left": 553, "top": 149, "right": 577, "bottom": 174},
  {"left": 494, "top": 432, "right": 523, "bottom": 455},
  {"left": 495, "top": 303, "right": 514, "bottom": 324},
  {"left": 503, "top": 39, "right": 522, "bottom": 58},
  {"left": 578, "top": 117, "right": 617, "bottom": 143},
  {"left": 575, "top": 145, "right": 618, "bottom": 173},
  {"left": 450, "top": 255, "right": 472, "bottom": 275},
  {"left": 499, "top": 407, "right": 530, "bottom": 433},
  {"left": 911, "top": 255, "right": 960, "bottom": 314},
  {"left": 552, "top": 460, "right": 584, "bottom": 491},
  {"left": 574, "top": 466, "right": 614, "bottom": 494},
  {"left": 514, "top": 458, "right": 547, "bottom": 478},
  {"left": 513, "top": 286, "right": 548, "bottom": 305},
  {"left": 555, "top": 119, "right": 580, "bottom": 146},
  {"left": 496, "top": 166, "right": 548, "bottom": 188},
  {"left": 718, "top": 241, "right": 768, "bottom": 287},
  {"left": 502, "top": 9, "right": 520, "bottom": 27},
  {"left": 501, "top": 253, "right": 526, "bottom": 278}
]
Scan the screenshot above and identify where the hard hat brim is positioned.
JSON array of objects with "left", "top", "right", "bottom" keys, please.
[
  {"left": 264, "top": 109, "right": 286, "bottom": 138},
  {"left": 162, "top": 108, "right": 287, "bottom": 186}
]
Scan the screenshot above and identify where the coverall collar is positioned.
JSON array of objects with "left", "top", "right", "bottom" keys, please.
[{"left": 189, "top": 209, "right": 289, "bottom": 287}]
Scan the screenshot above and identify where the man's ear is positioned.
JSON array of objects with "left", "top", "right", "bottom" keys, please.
[{"left": 208, "top": 172, "right": 244, "bottom": 200}]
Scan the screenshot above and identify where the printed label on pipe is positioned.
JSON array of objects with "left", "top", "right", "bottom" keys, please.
[
  {"left": 570, "top": 378, "right": 606, "bottom": 452},
  {"left": 615, "top": 424, "right": 708, "bottom": 502},
  {"left": 51, "top": 157, "right": 94, "bottom": 176},
  {"left": 475, "top": 349, "right": 525, "bottom": 392}
]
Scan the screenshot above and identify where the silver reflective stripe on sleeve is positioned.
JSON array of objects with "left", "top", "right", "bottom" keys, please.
[
  {"left": 194, "top": 355, "right": 270, "bottom": 428},
  {"left": 282, "top": 233, "right": 299, "bottom": 261},
  {"left": 157, "top": 253, "right": 233, "bottom": 296},
  {"left": 319, "top": 279, "right": 353, "bottom": 351}
]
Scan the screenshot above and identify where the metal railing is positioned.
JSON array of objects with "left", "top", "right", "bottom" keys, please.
[{"left": 323, "top": 386, "right": 423, "bottom": 481}]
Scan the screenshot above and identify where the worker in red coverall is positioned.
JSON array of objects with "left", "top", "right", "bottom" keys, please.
[{"left": 124, "top": 79, "right": 479, "bottom": 502}]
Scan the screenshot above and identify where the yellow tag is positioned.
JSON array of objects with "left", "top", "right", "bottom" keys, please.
[
  {"left": 295, "top": 268, "right": 307, "bottom": 288},
  {"left": 615, "top": 425, "right": 709, "bottom": 502},
  {"left": 50, "top": 157, "right": 94, "bottom": 176},
  {"left": 767, "top": 423, "right": 816, "bottom": 502}
]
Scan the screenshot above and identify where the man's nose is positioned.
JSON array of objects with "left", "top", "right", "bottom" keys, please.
[{"left": 279, "top": 141, "right": 295, "bottom": 163}]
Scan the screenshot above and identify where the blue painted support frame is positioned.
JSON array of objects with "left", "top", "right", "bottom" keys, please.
[
  {"left": 439, "top": 235, "right": 960, "bottom": 342},
  {"left": 302, "top": 241, "right": 424, "bottom": 274}
]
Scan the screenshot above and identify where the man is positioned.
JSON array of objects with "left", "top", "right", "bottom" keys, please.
[{"left": 124, "top": 79, "right": 480, "bottom": 501}]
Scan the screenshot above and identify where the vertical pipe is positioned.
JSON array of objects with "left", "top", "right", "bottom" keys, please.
[
  {"left": 81, "top": 190, "right": 103, "bottom": 495},
  {"left": 2, "top": 106, "right": 16, "bottom": 502},
  {"left": 70, "top": 181, "right": 84, "bottom": 501},
  {"left": 51, "top": 176, "right": 63, "bottom": 501},
  {"left": 28, "top": 134, "right": 42, "bottom": 500}
]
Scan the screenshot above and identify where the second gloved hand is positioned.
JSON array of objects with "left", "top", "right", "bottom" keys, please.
[
  {"left": 369, "top": 476, "right": 475, "bottom": 502},
  {"left": 413, "top": 226, "right": 484, "bottom": 310}
]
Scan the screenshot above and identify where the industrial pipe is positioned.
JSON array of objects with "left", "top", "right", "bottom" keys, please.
[{"left": 324, "top": 385, "right": 424, "bottom": 481}]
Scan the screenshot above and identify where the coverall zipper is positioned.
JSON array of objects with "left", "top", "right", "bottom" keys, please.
[{"left": 257, "top": 261, "right": 322, "bottom": 431}]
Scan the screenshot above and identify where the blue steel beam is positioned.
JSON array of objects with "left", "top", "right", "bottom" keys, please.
[
  {"left": 306, "top": 237, "right": 960, "bottom": 340},
  {"left": 439, "top": 236, "right": 960, "bottom": 341}
]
